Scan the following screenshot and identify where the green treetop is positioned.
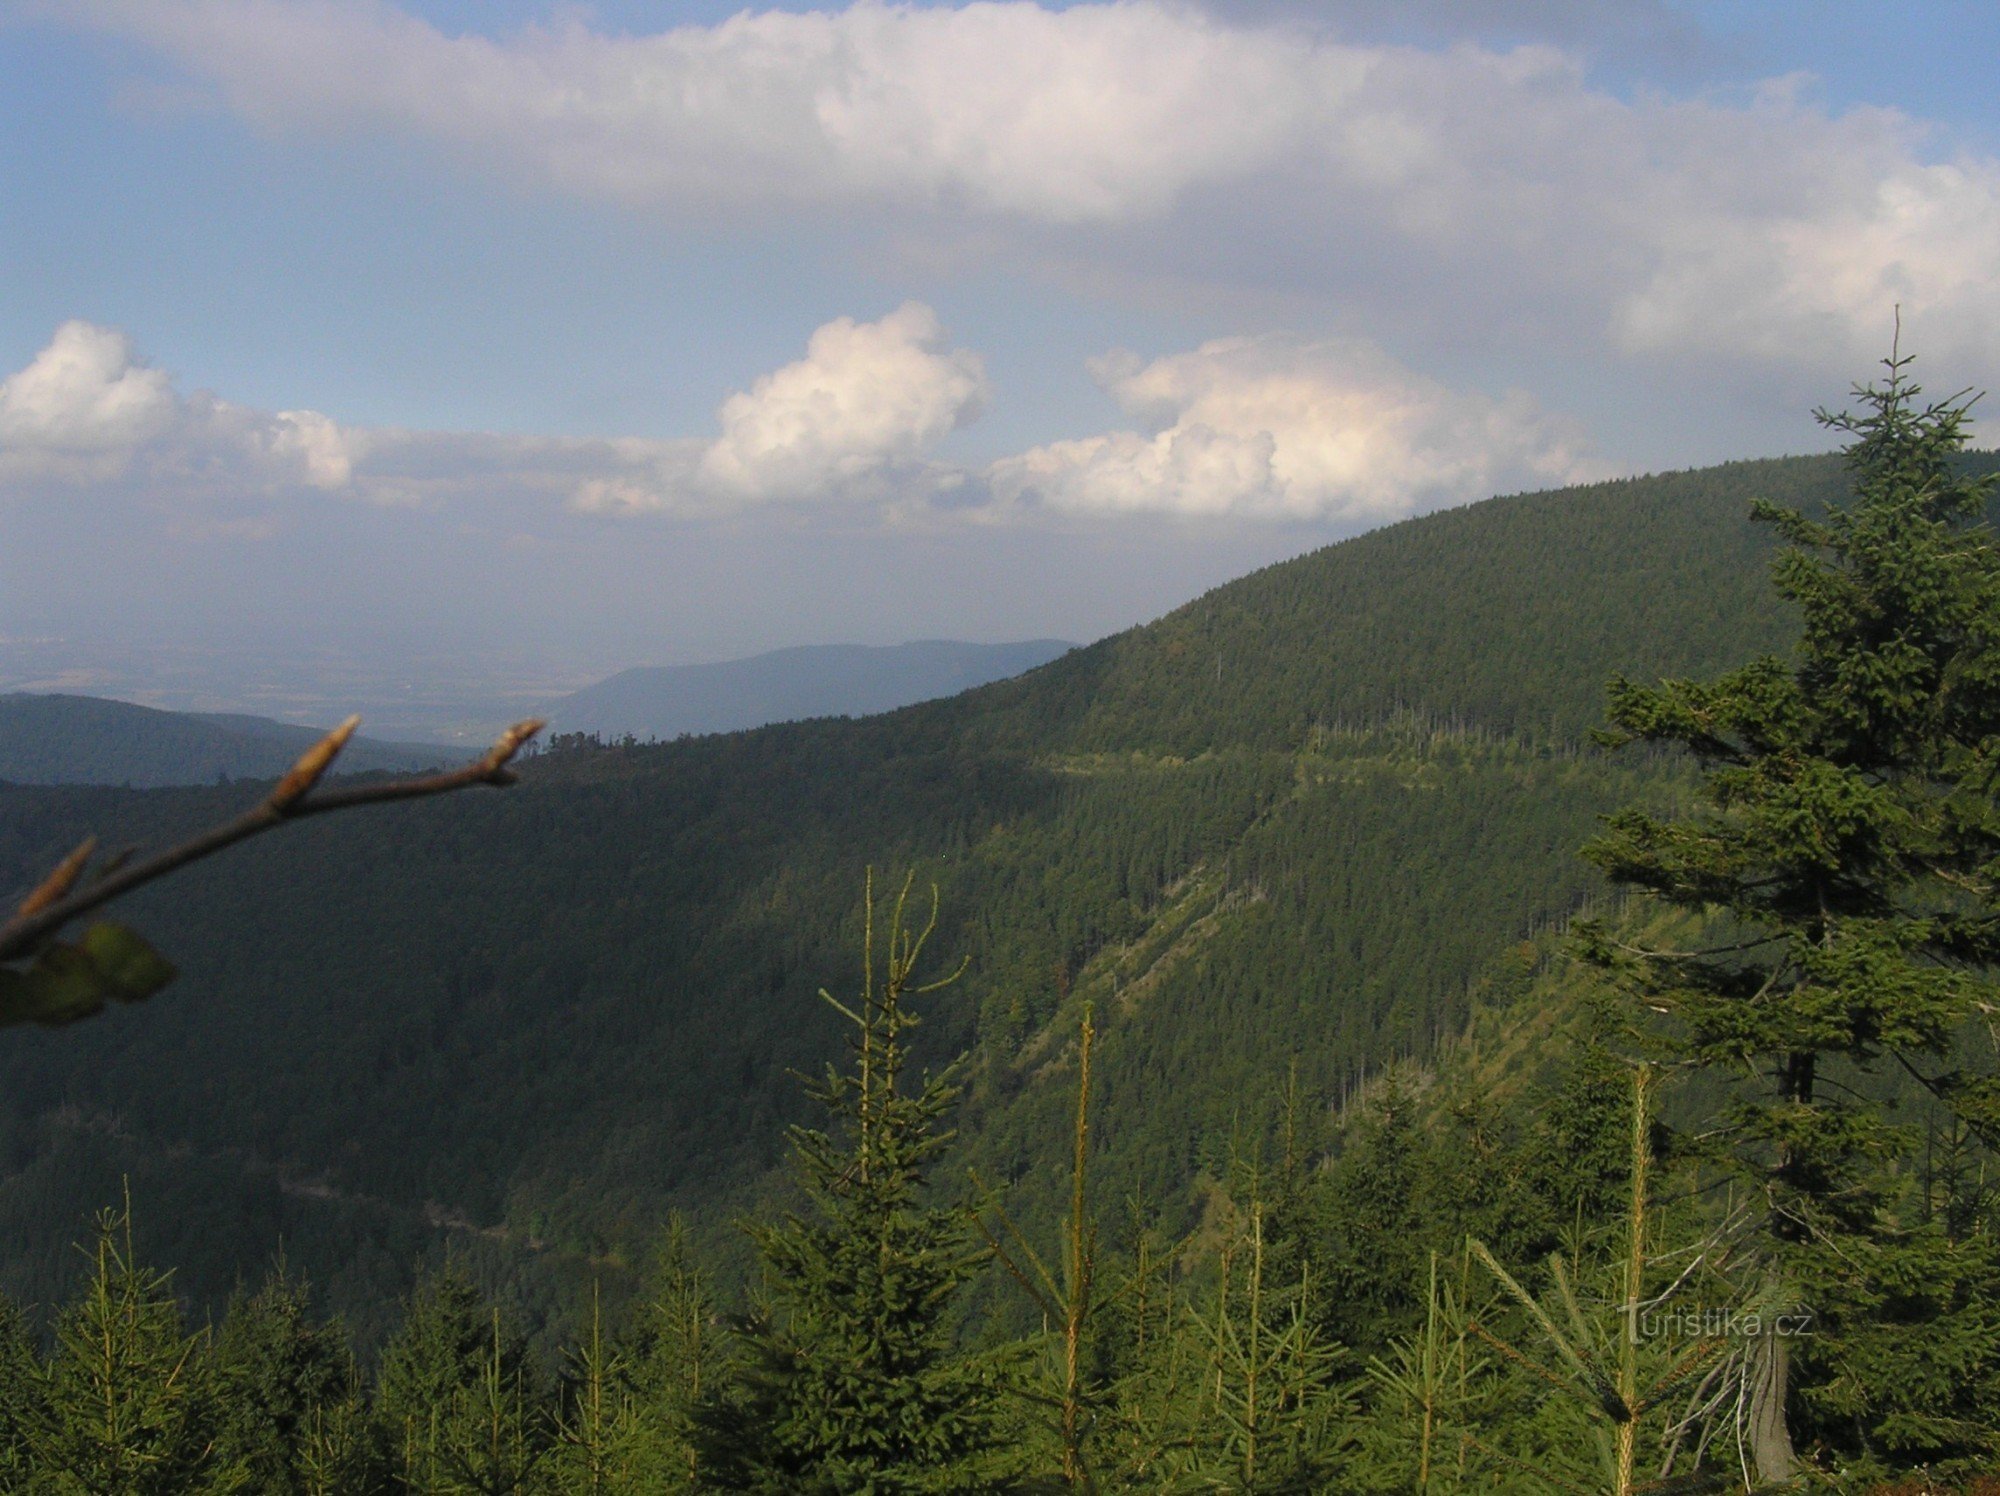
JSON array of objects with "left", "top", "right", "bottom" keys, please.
[
  {"left": 1582, "top": 344, "right": 2000, "bottom": 1481},
  {"left": 697, "top": 873, "right": 999, "bottom": 1494}
]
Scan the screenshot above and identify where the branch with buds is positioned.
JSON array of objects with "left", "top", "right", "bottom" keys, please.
[{"left": 0, "top": 715, "right": 544, "bottom": 1026}]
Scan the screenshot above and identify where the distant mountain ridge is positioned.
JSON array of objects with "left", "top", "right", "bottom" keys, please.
[
  {"left": 0, "top": 694, "right": 449, "bottom": 787},
  {"left": 545, "top": 639, "right": 1074, "bottom": 740}
]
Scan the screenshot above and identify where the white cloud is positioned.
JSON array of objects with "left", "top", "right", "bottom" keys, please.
[
  {"left": 56, "top": 0, "right": 2000, "bottom": 385},
  {"left": 267, "top": 409, "right": 357, "bottom": 489},
  {"left": 61, "top": 0, "right": 1318, "bottom": 223},
  {"left": 0, "top": 320, "right": 356, "bottom": 490},
  {"left": 1, "top": 317, "right": 1593, "bottom": 529},
  {"left": 0, "top": 307, "right": 989, "bottom": 520},
  {"left": 0, "top": 322, "right": 179, "bottom": 480},
  {"left": 987, "top": 335, "right": 1606, "bottom": 520},
  {"left": 1611, "top": 146, "right": 2000, "bottom": 369},
  {"left": 697, "top": 302, "right": 987, "bottom": 502}
]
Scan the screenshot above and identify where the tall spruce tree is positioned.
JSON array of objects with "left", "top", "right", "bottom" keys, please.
[
  {"left": 1580, "top": 344, "right": 2000, "bottom": 1480},
  {"left": 697, "top": 872, "right": 998, "bottom": 1494},
  {"left": 31, "top": 1199, "right": 242, "bottom": 1492}
]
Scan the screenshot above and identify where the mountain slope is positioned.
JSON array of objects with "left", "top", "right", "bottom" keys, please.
[
  {"left": 2, "top": 451, "right": 1980, "bottom": 1342},
  {"left": 0, "top": 694, "right": 448, "bottom": 787},
  {"left": 942, "top": 457, "right": 1878, "bottom": 759},
  {"left": 546, "top": 639, "right": 1075, "bottom": 740}
]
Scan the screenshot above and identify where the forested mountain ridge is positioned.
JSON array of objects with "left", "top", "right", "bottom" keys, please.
[
  {"left": 934, "top": 456, "right": 1876, "bottom": 756},
  {"left": 3, "top": 450, "right": 1989, "bottom": 1353},
  {"left": 0, "top": 693, "right": 447, "bottom": 787}
]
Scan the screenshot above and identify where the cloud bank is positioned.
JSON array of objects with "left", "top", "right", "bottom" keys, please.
[
  {"left": 51, "top": 0, "right": 2000, "bottom": 381},
  {"left": 59, "top": 0, "right": 1309, "bottom": 222},
  {"left": 990, "top": 335, "right": 1602, "bottom": 520},
  {"left": 0, "top": 308, "right": 987, "bottom": 519},
  {"left": 0, "top": 314, "right": 1599, "bottom": 526}
]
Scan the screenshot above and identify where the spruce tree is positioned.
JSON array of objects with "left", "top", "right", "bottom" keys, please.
[
  {"left": 975, "top": 1005, "right": 1111, "bottom": 1489},
  {"left": 698, "top": 873, "right": 998, "bottom": 1494},
  {"left": 617, "top": 1219, "right": 729, "bottom": 1492},
  {"left": 209, "top": 1263, "right": 358, "bottom": 1493},
  {"left": 1179, "top": 1195, "right": 1349, "bottom": 1493},
  {"left": 0, "top": 1290, "right": 44, "bottom": 1488},
  {"left": 31, "top": 1198, "right": 242, "bottom": 1492},
  {"left": 550, "top": 1282, "right": 667, "bottom": 1495},
  {"left": 375, "top": 1262, "right": 546, "bottom": 1491},
  {"left": 1580, "top": 344, "right": 2000, "bottom": 1479}
]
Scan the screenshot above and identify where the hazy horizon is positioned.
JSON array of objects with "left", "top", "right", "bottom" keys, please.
[{"left": 9, "top": 1, "right": 2000, "bottom": 712}]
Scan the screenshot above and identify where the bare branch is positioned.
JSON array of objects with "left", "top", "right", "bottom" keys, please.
[
  {"left": 15, "top": 837, "right": 96, "bottom": 920},
  {"left": 270, "top": 714, "right": 360, "bottom": 811},
  {"left": 0, "top": 716, "right": 545, "bottom": 964}
]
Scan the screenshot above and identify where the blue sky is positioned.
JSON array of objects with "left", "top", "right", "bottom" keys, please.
[{"left": 5, "top": 0, "right": 2000, "bottom": 723}]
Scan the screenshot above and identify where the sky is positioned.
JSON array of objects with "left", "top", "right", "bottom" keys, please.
[{"left": 5, "top": 0, "right": 2000, "bottom": 725}]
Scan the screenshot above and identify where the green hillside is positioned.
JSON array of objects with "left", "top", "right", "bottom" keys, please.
[
  {"left": 0, "top": 693, "right": 447, "bottom": 787},
  {"left": 1, "top": 451, "right": 1979, "bottom": 1348},
  {"left": 941, "top": 456, "right": 1850, "bottom": 755}
]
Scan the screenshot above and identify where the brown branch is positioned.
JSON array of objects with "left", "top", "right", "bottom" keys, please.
[
  {"left": 0, "top": 716, "right": 544, "bottom": 962},
  {"left": 15, "top": 836, "right": 97, "bottom": 920}
]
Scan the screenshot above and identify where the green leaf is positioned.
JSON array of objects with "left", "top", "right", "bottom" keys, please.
[
  {"left": 77, "top": 921, "right": 178, "bottom": 1001},
  {"left": 0, "top": 923, "right": 176, "bottom": 1028}
]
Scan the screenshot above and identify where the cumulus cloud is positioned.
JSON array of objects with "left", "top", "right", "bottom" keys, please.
[
  {"left": 266, "top": 409, "right": 356, "bottom": 489},
  {"left": 0, "top": 323, "right": 180, "bottom": 480},
  {"left": 54, "top": 0, "right": 2000, "bottom": 385},
  {"left": 572, "top": 302, "right": 988, "bottom": 514},
  {"left": 697, "top": 302, "right": 987, "bottom": 502},
  {"left": 0, "top": 307, "right": 989, "bottom": 520},
  {"left": 0, "top": 320, "right": 356, "bottom": 490},
  {"left": 1611, "top": 146, "right": 2000, "bottom": 368},
  {"left": 1, "top": 316, "right": 1596, "bottom": 530},
  {"left": 987, "top": 335, "right": 1606, "bottom": 520}
]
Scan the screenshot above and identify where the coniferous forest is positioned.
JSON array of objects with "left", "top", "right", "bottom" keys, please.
[{"left": 7, "top": 364, "right": 2000, "bottom": 1490}]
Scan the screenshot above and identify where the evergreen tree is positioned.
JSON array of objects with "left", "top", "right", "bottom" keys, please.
[
  {"left": 375, "top": 1262, "right": 546, "bottom": 1492},
  {"left": 549, "top": 1282, "right": 663, "bottom": 1496},
  {"left": 0, "top": 1289, "right": 44, "bottom": 1488},
  {"left": 615, "top": 1219, "right": 730, "bottom": 1492},
  {"left": 1088, "top": 1206, "right": 1192, "bottom": 1491},
  {"left": 1580, "top": 345, "right": 2000, "bottom": 1479},
  {"left": 1313, "top": 1079, "right": 1436, "bottom": 1352},
  {"left": 294, "top": 1394, "right": 384, "bottom": 1496},
  {"left": 975, "top": 1006, "right": 1114, "bottom": 1490},
  {"left": 209, "top": 1262, "right": 358, "bottom": 1493},
  {"left": 698, "top": 873, "right": 999, "bottom": 1494},
  {"left": 1354, "top": 1251, "right": 1483, "bottom": 1495},
  {"left": 439, "top": 1308, "right": 548, "bottom": 1494},
  {"left": 31, "top": 1198, "right": 243, "bottom": 1492},
  {"left": 1177, "top": 1195, "right": 1349, "bottom": 1493}
]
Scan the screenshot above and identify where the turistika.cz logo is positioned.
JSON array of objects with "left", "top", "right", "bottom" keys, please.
[{"left": 1633, "top": 1304, "right": 1815, "bottom": 1342}]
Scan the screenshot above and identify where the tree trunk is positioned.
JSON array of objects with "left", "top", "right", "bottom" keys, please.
[{"left": 1747, "top": 1314, "right": 1796, "bottom": 1485}]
